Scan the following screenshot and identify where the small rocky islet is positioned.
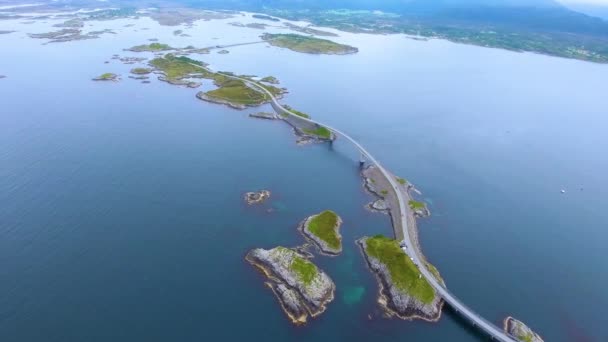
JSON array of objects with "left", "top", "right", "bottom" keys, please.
[
  {"left": 92, "top": 73, "right": 119, "bottom": 81},
  {"left": 249, "top": 112, "right": 277, "bottom": 120},
  {"left": 244, "top": 190, "right": 271, "bottom": 205},
  {"left": 299, "top": 210, "right": 343, "bottom": 255},
  {"left": 504, "top": 317, "right": 544, "bottom": 342},
  {"left": 246, "top": 246, "right": 335, "bottom": 325}
]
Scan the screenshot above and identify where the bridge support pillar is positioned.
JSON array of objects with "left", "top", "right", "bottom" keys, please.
[{"left": 359, "top": 152, "right": 365, "bottom": 168}]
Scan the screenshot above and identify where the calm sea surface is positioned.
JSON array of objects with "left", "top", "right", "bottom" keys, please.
[{"left": 1, "top": 12, "right": 607, "bottom": 342}]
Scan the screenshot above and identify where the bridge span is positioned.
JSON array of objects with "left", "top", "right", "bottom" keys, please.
[{"left": 200, "top": 67, "right": 517, "bottom": 342}]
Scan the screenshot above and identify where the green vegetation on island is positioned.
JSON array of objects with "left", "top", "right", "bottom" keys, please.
[
  {"left": 283, "top": 105, "right": 310, "bottom": 119},
  {"left": 408, "top": 200, "right": 425, "bottom": 210},
  {"left": 246, "top": 246, "right": 335, "bottom": 324},
  {"left": 149, "top": 54, "right": 205, "bottom": 79},
  {"left": 262, "top": 33, "right": 358, "bottom": 55},
  {"left": 202, "top": 79, "right": 268, "bottom": 108},
  {"left": 29, "top": 28, "right": 112, "bottom": 43},
  {"left": 303, "top": 126, "right": 332, "bottom": 139},
  {"left": 365, "top": 235, "right": 434, "bottom": 304},
  {"left": 290, "top": 256, "right": 318, "bottom": 285},
  {"left": 148, "top": 54, "right": 281, "bottom": 109},
  {"left": 128, "top": 42, "right": 173, "bottom": 52},
  {"left": 263, "top": 8, "right": 608, "bottom": 64},
  {"left": 301, "top": 210, "right": 342, "bottom": 254},
  {"left": 260, "top": 76, "right": 279, "bottom": 84},
  {"left": 130, "top": 67, "right": 152, "bottom": 75},
  {"left": 504, "top": 317, "right": 545, "bottom": 342},
  {"left": 92, "top": 72, "right": 119, "bottom": 81},
  {"left": 396, "top": 177, "right": 407, "bottom": 185}
]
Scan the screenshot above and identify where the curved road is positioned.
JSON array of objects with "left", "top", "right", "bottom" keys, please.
[{"left": 196, "top": 66, "right": 516, "bottom": 342}]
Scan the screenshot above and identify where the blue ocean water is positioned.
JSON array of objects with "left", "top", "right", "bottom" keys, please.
[{"left": 1, "top": 13, "right": 607, "bottom": 342}]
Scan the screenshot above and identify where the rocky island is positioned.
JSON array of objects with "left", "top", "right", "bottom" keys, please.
[
  {"left": 504, "top": 317, "right": 544, "bottom": 342},
  {"left": 260, "top": 76, "right": 279, "bottom": 84},
  {"left": 275, "top": 105, "right": 335, "bottom": 144},
  {"left": 128, "top": 42, "right": 174, "bottom": 52},
  {"left": 146, "top": 53, "right": 285, "bottom": 107},
  {"left": 92, "top": 73, "right": 119, "bottom": 81},
  {"left": 229, "top": 22, "right": 268, "bottom": 30},
  {"left": 299, "top": 210, "right": 343, "bottom": 255},
  {"left": 358, "top": 235, "right": 443, "bottom": 321},
  {"left": 246, "top": 246, "right": 335, "bottom": 324},
  {"left": 130, "top": 67, "right": 152, "bottom": 75},
  {"left": 262, "top": 33, "right": 358, "bottom": 55},
  {"left": 196, "top": 81, "right": 267, "bottom": 109},
  {"left": 29, "top": 28, "right": 107, "bottom": 43},
  {"left": 244, "top": 190, "right": 271, "bottom": 205},
  {"left": 249, "top": 112, "right": 277, "bottom": 120}
]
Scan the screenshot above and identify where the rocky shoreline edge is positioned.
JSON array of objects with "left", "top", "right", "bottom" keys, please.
[
  {"left": 298, "top": 213, "right": 343, "bottom": 256},
  {"left": 503, "top": 316, "right": 544, "bottom": 342},
  {"left": 246, "top": 247, "right": 335, "bottom": 325},
  {"left": 357, "top": 237, "right": 443, "bottom": 322},
  {"left": 195, "top": 91, "right": 249, "bottom": 109}
]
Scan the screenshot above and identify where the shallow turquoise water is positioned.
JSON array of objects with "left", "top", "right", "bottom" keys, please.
[{"left": 1, "top": 13, "right": 608, "bottom": 342}]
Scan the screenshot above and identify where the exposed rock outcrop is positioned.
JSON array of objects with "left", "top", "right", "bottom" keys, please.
[
  {"left": 246, "top": 247, "right": 335, "bottom": 324},
  {"left": 244, "top": 190, "right": 270, "bottom": 205},
  {"left": 368, "top": 199, "right": 388, "bottom": 213},
  {"left": 504, "top": 317, "right": 544, "bottom": 342},
  {"left": 249, "top": 112, "right": 277, "bottom": 120},
  {"left": 196, "top": 91, "right": 247, "bottom": 110}
]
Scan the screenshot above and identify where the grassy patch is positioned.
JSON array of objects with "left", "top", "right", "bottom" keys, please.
[
  {"left": 260, "top": 76, "right": 279, "bottom": 84},
  {"left": 396, "top": 177, "right": 407, "bottom": 185},
  {"left": 290, "top": 256, "right": 317, "bottom": 285},
  {"left": 523, "top": 333, "right": 534, "bottom": 342},
  {"left": 149, "top": 54, "right": 206, "bottom": 79},
  {"left": 205, "top": 80, "right": 267, "bottom": 105},
  {"left": 306, "top": 210, "right": 340, "bottom": 249},
  {"left": 258, "top": 83, "right": 285, "bottom": 97},
  {"left": 283, "top": 105, "right": 310, "bottom": 119},
  {"left": 99, "top": 73, "right": 116, "bottom": 79},
  {"left": 262, "top": 33, "right": 357, "bottom": 55},
  {"left": 303, "top": 126, "right": 332, "bottom": 139},
  {"left": 380, "top": 190, "right": 388, "bottom": 196},
  {"left": 129, "top": 42, "right": 173, "bottom": 52},
  {"left": 408, "top": 200, "right": 425, "bottom": 210},
  {"left": 130, "top": 67, "right": 152, "bottom": 75},
  {"left": 365, "top": 235, "right": 435, "bottom": 304}
]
